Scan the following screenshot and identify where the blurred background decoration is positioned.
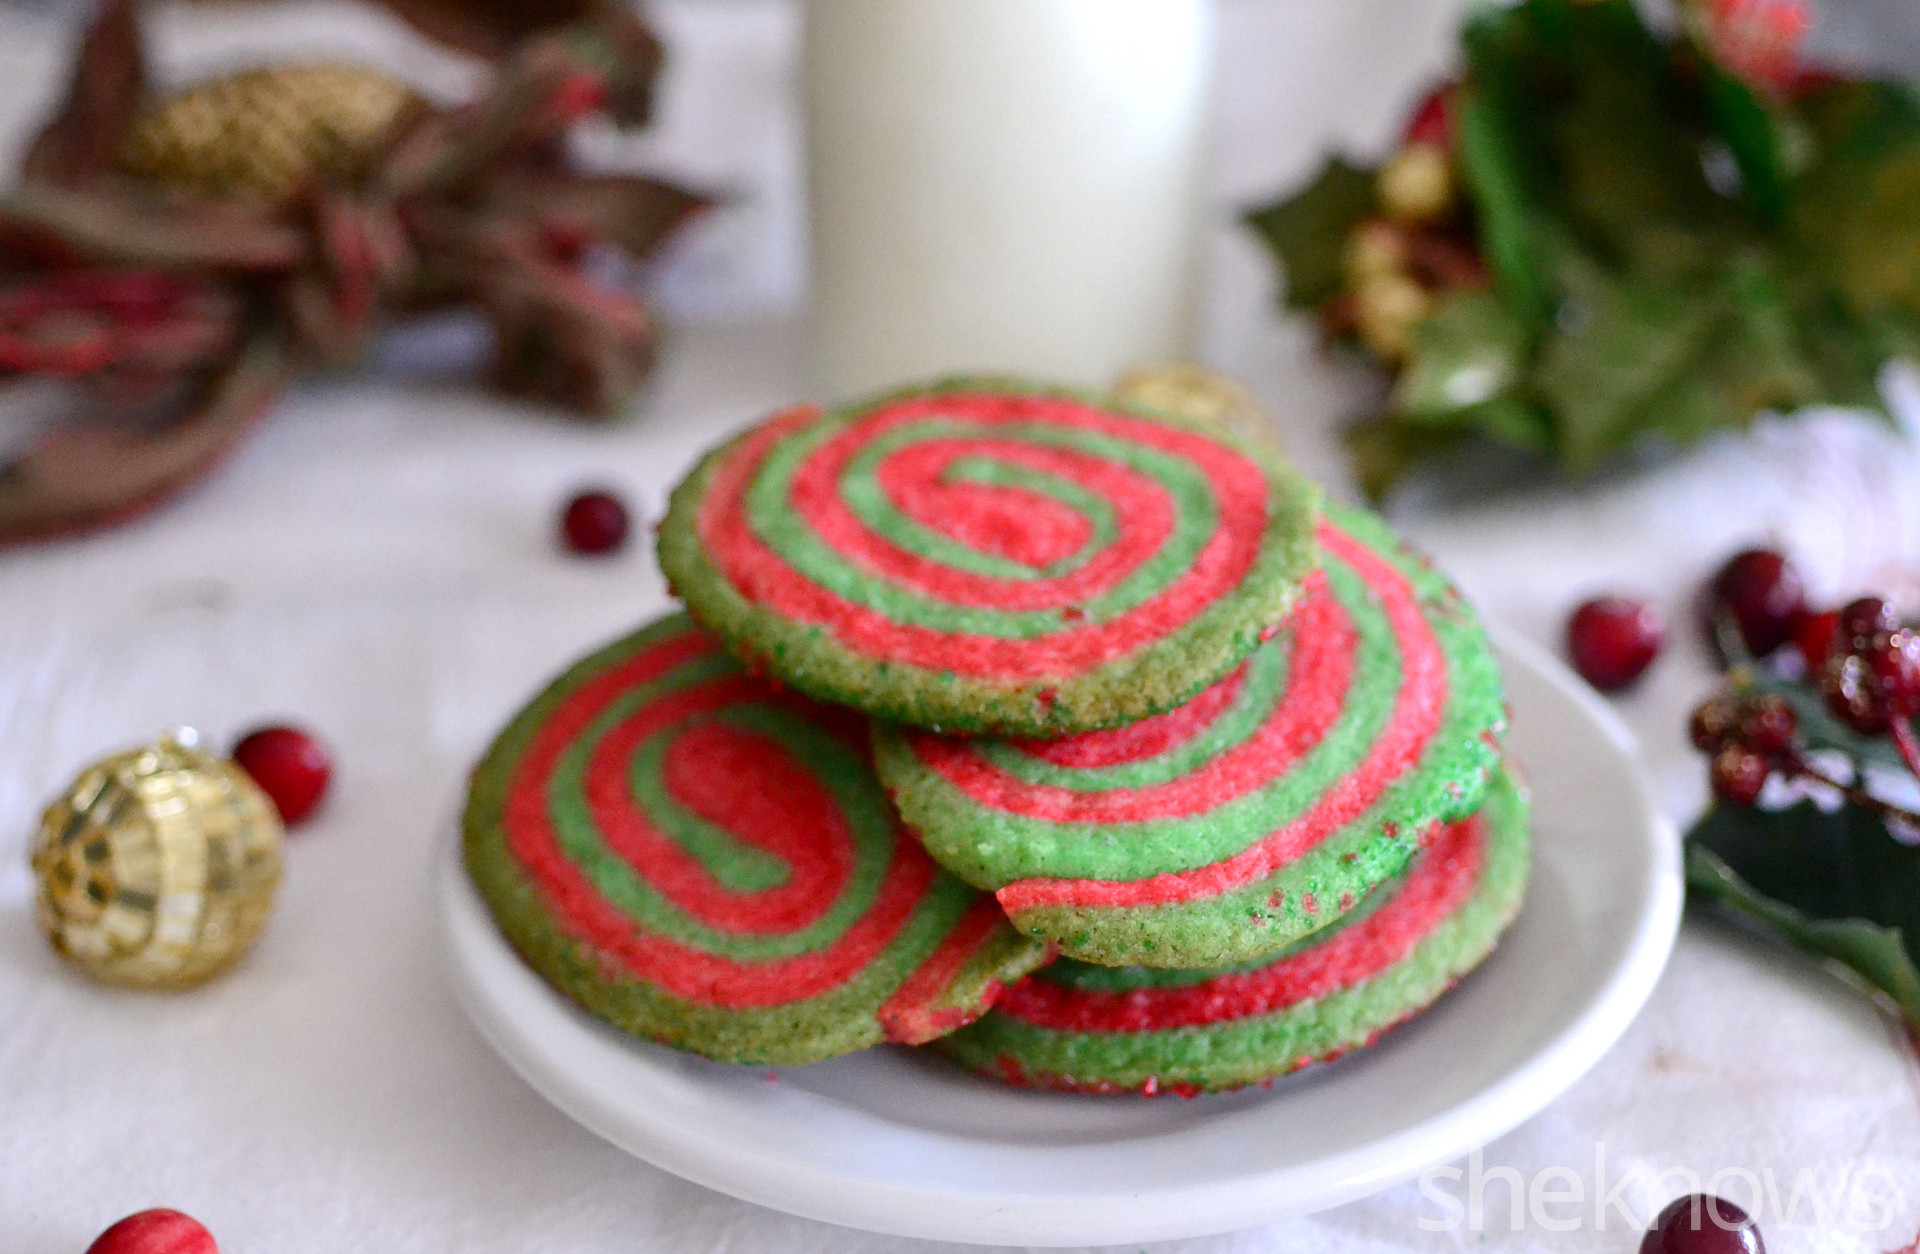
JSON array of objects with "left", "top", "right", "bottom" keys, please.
[
  {"left": 0, "top": 0, "right": 705, "bottom": 545},
  {"left": 1249, "top": 0, "right": 1920, "bottom": 499}
]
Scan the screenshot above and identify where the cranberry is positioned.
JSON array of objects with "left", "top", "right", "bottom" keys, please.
[
  {"left": 1706, "top": 549, "right": 1806, "bottom": 660},
  {"left": 1736, "top": 694, "right": 1798, "bottom": 755},
  {"left": 1711, "top": 746, "right": 1771, "bottom": 806},
  {"left": 1639, "top": 1194, "right": 1764, "bottom": 1254},
  {"left": 87, "top": 1209, "right": 219, "bottom": 1254},
  {"left": 1690, "top": 695, "right": 1741, "bottom": 751},
  {"left": 1403, "top": 84, "right": 1455, "bottom": 148},
  {"left": 232, "top": 726, "right": 333, "bottom": 827},
  {"left": 1824, "top": 652, "right": 1889, "bottom": 734},
  {"left": 1794, "top": 608, "right": 1839, "bottom": 672},
  {"left": 1839, "top": 597, "right": 1898, "bottom": 651},
  {"left": 1567, "top": 596, "right": 1664, "bottom": 691},
  {"left": 1873, "top": 630, "right": 1920, "bottom": 715},
  {"left": 560, "top": 489, "right": 630, "bottom": 556}
]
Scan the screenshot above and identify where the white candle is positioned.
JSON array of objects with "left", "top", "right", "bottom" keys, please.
[{"left": 803, "top": 0, "right": 1214, "bottom": 400}]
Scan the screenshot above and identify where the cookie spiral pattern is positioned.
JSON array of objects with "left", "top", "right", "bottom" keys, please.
[
  {"left": 936, "top": 768, "right": 1530, "bottom": 1095},
  {"left": 658, "top": 382, "right": 1320, "bottom": 737},
  {"left": 876, "top": 506, "right": 1507, "bottom": 968},
  {"left": 463, "top": 614, "right": 1050, "bottom": 1064}
]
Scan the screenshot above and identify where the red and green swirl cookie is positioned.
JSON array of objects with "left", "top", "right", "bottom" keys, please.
[
  {"left": 657, "top": 380, "right": 1320, "bottom": 737},
  {"left": 936, "top": 766, "right": 1529, "bottom": 1095},
  {"left": 874, "top": 504, "right": 1506, "bottom": 968},
  {"left": 463, "top": 613, "right": 1051, "bottom": 1065}
]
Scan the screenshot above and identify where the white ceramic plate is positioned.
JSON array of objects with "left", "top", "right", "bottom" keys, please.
[{"left": 438, "top": 627, "right": 1683, "bottom": 1247}]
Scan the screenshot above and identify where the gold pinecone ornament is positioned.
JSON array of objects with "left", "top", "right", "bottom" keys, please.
[
  {"left": 31, "top": 729, "right": 283, "bottom": 989},
  {"left": 118, "top": 64, "right": 421, "bottom": 203}
]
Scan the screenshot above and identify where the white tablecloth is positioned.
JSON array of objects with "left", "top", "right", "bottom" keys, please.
[{"left": 3, "top": 3, "right": 1920, "bottom": 1251}]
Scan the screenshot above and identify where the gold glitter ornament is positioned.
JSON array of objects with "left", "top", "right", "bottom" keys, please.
[
  {"left": 1114, "top": 363, "right": 1282, "bottom": 451},
  {"left": 118, "top": 64, "right": 422, "bottom": 204},
  {"left": 31, "top": 729, "right": 283, "bottom": 989}
]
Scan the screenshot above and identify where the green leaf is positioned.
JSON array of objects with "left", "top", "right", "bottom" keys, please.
[
  {"left": 1456, "top": 80, "right": 1552, "bottom": 329},
  {"left": 1461, "top": 394, "right": 1554, "bottom": 450},
  {"left": 1791, "top": 81, "right": 1920, "bottom": 319},
  {"left": 1701, "top": 63, "right": 1796, "bottom": 224},
  {"left": 1343, "top": 414, "right": 1472, "bottom": 503},
  {"left": 1686, "top": 830, "right": 1920, "bottom": 1034},
  {"left": 1245, "top": 158, "right": 1377, "bottom": 312},
  {"left": 1532, "top": 261, "right": 1723, "bottom": 470},
  {"left": 1392, "top": 289, "right": 1531, "bottom": 424}
]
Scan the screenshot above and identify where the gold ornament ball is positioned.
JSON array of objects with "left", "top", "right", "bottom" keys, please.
[
  {"left": 1114, "top": 363, "right": 1280, "bottom": 451},
  {"left": 31, "top": 729, "right": 283, "bottom": 990}
]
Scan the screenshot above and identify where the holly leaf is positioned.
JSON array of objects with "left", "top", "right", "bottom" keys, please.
[
  {"left": 1791, "top": 81, "right": 1920, "bottom": 319},
  {"left": 1532, "top": 261, "right": 1723, "bottom": 470},
  {"left": 1687, "top": 808, "right": 1920, "bottom": 1033},
  {"left": 1455, "top": 76, "right": 1553, "bottom": 329},
  {"left": 1344, "top": 414, "right": 1472, "bottom": 502},
  {"left": 1245, "top": 158, "right": 1377, "bottom": 312},
  {"left": 1700, "top": 62, "right": 1797, "bottom": 225},
  {"left": 1393, "top": 289, "right": 1531, "bottom": 424}
]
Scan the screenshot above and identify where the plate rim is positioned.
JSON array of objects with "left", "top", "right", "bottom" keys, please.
[{"left": 438, "top": 623, "right": 1685, "bottom": 1246}]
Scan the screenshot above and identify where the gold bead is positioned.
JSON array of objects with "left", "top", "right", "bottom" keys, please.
[
  {"left": 1344, "top": 218, "right": 1413, "bottom": 283},
  {"left": 30, "top": 729, "right": 283, "bottom": 990},
  {"left": 1113, "top": 363, "right": 1280, "bottom": 451},
  {"left": 1378, "top": 142, "right": 1455, "bottom": 223},
  {"left": 1354, "top": 272, "right": 1434, "bottom": 361}
]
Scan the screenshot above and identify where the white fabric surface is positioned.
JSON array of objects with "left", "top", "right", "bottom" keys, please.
[{"left": 3, "top": 3, "right": 1920, "bottom": 1250}]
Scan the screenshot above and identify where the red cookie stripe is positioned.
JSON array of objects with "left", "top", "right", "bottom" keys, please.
[
  {"left": 876, "top": 897, "right": 1018, "bottom": 1045},
  {"left": 697, "top": 394, "right": 1274, "bottom": 682},
  {"left": 1009, "top": 659, "right": 1254, "bottom": 769},
  {"left": 909, "top": 579, "right": 1352, "bottom": 823},
  {"left": 809, "top": 431, "right": 1172, "bottom": 609},
  {"left": 501, "top": 630, "right": 932, "bottom": 1008},
  {"left": 995, "top": 812, "right": 1484, "bottom": 1032},
  {"left": 879, "top": 440, "right": 1096, "bottom": 570},
  {"left": 993, "top": 522, "right": 1449, "bottom": 912},
  {"left": 587, "top": 718, "right": 855, "bottom": 936}
]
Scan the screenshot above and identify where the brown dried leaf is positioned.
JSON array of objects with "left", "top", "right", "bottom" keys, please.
[
  {"left": 0, "top": 332, "right": 288, "bottom": 543},
  {"left": 0, "top": 185, "right": 308, "bottom": 273},
  {"left": 23, "top": 0, "right": 147, "bottom": 188},
  {"left": 496, "top": 173, "right": 710, "bottom": 261}
]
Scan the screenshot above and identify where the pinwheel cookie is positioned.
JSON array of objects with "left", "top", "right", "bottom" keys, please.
[
  {"left": 875, "top": 505, "right": 1506, "bottom": 968},
  {"left": 463, "top": 613, "right": 1050, "bottom": 1065},
  {"left": 936, "top": 765, "right": 1530, "bottom": 1095},
  {"left": 656, "top": 380, "right": 1320, "bottom": 738}
]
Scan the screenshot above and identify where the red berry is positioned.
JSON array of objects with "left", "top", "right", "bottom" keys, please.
[
  {"left": 1706, "top": 549, "right": 1806, "bottom": 659},
  {"left": 87, "top": 1209, "right": 218, "bottom": 1254},
  {"left": 1872, "top": 629, "right": 1920, "bottom": 717},
  {"left": 1404, "top": 84, "right": 1456, "bottom": 148},
  {"left": 1824, "top": 652, "right": 1888, "bottom": 734},
  {"left": 1793, "top": 608, "right": 1839, "bottom": 672},
  {"left": 1711, "top": 746, "right": 1771, "bottom": 806},
  {"left": 1736, "top": 694, "right": 1798, "bottom": 755},
  {"left": 1640, "top": 1194, "right": 1764, "bottom": 1254},
  {"left": 232, "top": 726, "right": 332, "bottom": 827},
  {"left": 1839, "top": 597, "right": 1898, "bottom": 651},
  {"left": 1567, "top": 596, "right": 1664, "bottom": 691},
  {"left": 561, "top": 489, "right": 630, "bottom": 556},
  {"left": 1690, "top": 695, "right": 1741, "bottom": 752}
]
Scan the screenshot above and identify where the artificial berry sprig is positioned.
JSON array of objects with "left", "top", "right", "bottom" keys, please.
[
  {"left": 1690, "top": 684, "right": 1920, "bottom": 825},
  {"left": 1817, "top": 597, "right": 1920, "bottom": 779}
]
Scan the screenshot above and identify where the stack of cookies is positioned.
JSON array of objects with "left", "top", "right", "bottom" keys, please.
[{"left": 463, "top": 380, "right": 1531, "bottom": 1094}]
